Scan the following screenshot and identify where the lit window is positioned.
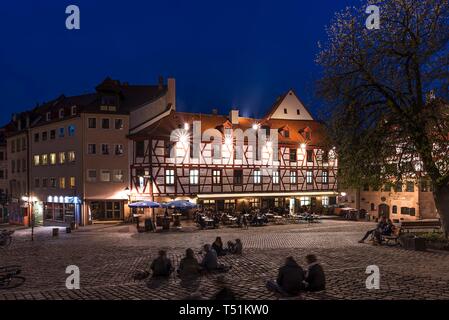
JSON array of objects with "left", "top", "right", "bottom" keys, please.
[
  {"left": 113, "top": 170, "right": 124, "bottom": 182},
  {"left": 165, "top": 169, "right": 175, "bottom": 185},
  {"left": 300, "top": 197, "right": 311, "bottom": 206},
  {"left": 290, "top": 171, "right": 297, "bottom": 184},
  {"left": 253, "top": 169, "right": 261, "bottom": 184},
  {"left": 306, "top": 171, "right": 313, "bottom": 184},
  {"left": 41, "top": 154, "right": 48, "bottom": 165},
  {"left": 69, "top": 177, "right": 76, "bottom": 189},
  {"left": 212, "top": 170, "right": 221, "bottom": 184},
  {"left": 68, "top": 151, "right": 76, "bottom": 163},
  {"left": 272, "top": 171, "right": 279, "bottom": 184},
  {"left": 50, "top": 153, "right": 56, "bottom": 165},
  {"left": 322, "top": 170, "right": 329, "bottom": 184},
  {"left": 59, "top": 152, "right": 66, "bottom": 164},
  {"left": 322, "top": 196, "right": 329, "bottom": 206},
  {"left": 87, "top": 170, "right": 97, "bottom": 182},
  {"left": 59, "top": 177, "right": 66, "bottom": 189},
  {"left": 190, "top": 169, "right": 199, "bottom": 185},
  {"left": 34, "top": 155, "right": 40, "bottom": 166},
  {"left": 100, "top": 170, "right": 111, "bottom": 182}
]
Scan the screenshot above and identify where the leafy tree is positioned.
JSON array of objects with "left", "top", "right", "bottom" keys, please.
[{"left": 316, "top": 0, "right": 449, "bottom": 236}]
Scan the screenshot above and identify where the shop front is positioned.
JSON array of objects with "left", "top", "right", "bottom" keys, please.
[{"left": 44, "top": 196, "right": 82, "bottom": 227}]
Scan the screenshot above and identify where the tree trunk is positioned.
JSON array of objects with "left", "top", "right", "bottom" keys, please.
[{"left": 433, "top": 184, "right": 449, "bottom": 238}]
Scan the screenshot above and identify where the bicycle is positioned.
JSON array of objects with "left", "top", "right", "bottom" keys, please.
[
  {"left": 0, "top": 265, "right": 25, "bottom": 290},
  {"left": 0, "top": 230, "right": 14, "bottom": 247}
]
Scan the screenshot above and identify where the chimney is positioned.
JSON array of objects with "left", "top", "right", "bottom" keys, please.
[
  {"left": 229, "top": 109, "right": 239, "bottom": 125},
  {"left": 212, "top": 108, "right": 218, "bottom": 115},
  {"left": 167, "top": 77, "right": 176, "bottom": 111}
]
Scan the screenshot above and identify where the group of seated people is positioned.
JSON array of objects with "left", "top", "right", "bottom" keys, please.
[
  {"left": 266, "top": 254, "right": 326, "bottom": 297},
  {"left": 149, "top": 237, "right": 243, "bottom": 278},
  {"left": 359, "top": 216, "right": 397, "bottom": 244}
]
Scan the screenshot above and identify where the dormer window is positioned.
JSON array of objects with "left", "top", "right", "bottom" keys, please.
[
  {"left": 46, "top": 112, "right": 51, "bottom": 121},
  {"left": 297, "top": 109, "right": 300, "bottom": 115},
  {"left": 71, "top": 106, "right": 77, "bottom": 116},
  {"left": 284, "top": 108, "right": 288, "bottom": 114},
  {"left": 284, "top": 130, "right": 290, "bottom": 138},
  {"left": 59, "top": 109, "right": 64, "bottom": 119}
]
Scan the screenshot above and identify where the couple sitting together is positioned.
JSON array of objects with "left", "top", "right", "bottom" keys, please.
[
  {"left": 212, "top": 236, "right": 243, "bottom": 256},
  {"left": 266, "top": 254, "right": 326, "bottom": 297}
]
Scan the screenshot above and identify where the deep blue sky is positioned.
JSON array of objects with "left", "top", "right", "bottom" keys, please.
[{"left": 0, "top": 0, "right": 360, "bottom": 125}]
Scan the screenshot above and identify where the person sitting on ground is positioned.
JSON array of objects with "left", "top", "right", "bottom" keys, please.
[
  {"left": 303, "top": 254, "right": 325, "bottom": 292},
  {"left": 227, "top": 239, "right": 243, "bottom": 254},
  {"left": 200, "top": 244, "right": 219, "bottom": 271},
  {"left": 266, "top": 256, "right": 305, "bottom": 297},
  {"left": 212, "top": 236, "right": 226, "bottom": 256},
  {"left": 358, "top": 216, "right": 387, "bottom": 244},
  {"left": 150, "top": 250, "right": 174, "bottom": 277},
  {"left": 178, "top": 248, "right": 202, "bottom": 278}
]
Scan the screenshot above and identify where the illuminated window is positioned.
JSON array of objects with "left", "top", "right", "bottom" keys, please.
[
  {"left": 165, "top": 169, "right": 175, "bottom": 185},
  {"left": 290, "top": 171, "right": 297, "bottom": 184},
  {"left": 272, "top": 171, "right": 279, "bottom": 184},
  {"left": 33, "top": 155, "right": 40, "bottom": 166},
  {"left": 69, "top": 177, "right": 76, "bottom": 189},
  {"left": 306, "top": 170, "right": 313, "bottom": 184},
  {"left": 41, "top": 154, "right": 48, "bottom": 165},
  {"left": 322, "top": 196, "right": 329, "bottom": 206},
  {"left": 253, "top": 169, "right": 261, "bottom": 184},
  {"left": 59, "top": 152, "right": 66, "bottom": 164},
  {"left": 68, "top": 151, "right": 76, "bottom": 163},
  {"left": 212, "top": 170, "right": 221, "bottom": 184},
  {"left": 59, "top": 177, "right": 66, "bottom": 189},
  {"left": 322, "top": 170, "right": 329, "bottom": 184},
  {"left": 50, "top": 153, "right": 57, "bottom": 165},
  {"left": 190, "top": 169, "right": 199, "bottom": 185},
  {"left": 300, "top": 197, "right": 311, "bottom": 206}
]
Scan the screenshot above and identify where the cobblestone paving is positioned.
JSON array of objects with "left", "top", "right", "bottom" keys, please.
[{"left": 1, "top": 220, "right": 449, "bottom": 300}]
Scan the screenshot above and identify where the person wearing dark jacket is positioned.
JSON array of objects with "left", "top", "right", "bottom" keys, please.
[
  {"left": 266, "top": 256, "right": 305, "bottom": 296},
  {"left": 212, "top": 237, "right": 226, "bottom": 256},
  {"left": 304, "top": 254, "right": 325, "bottom": 292},
  {"left": 150, "top": 250, "right": 174, "bottom": 277},
  {"left": 178, "top": 248, "right": 202, "bottom": 278},
  {"left": 359, "top": 216, "right": 387, "bottom": 243}
]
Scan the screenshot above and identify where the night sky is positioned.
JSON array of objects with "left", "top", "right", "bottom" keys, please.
[{"left": 0, "top": 0, "right": 360, "bottom": 125}]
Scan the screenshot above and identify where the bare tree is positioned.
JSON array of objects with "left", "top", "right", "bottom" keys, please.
[{"left": 316, "top": 0, "right": 449, "bottom": 236}]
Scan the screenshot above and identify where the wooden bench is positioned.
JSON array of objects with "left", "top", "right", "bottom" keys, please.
[{"left": 400, "top": 220, "right": 441, "bottom": 233}]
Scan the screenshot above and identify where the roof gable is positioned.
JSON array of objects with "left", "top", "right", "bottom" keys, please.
[{"left": 265, "top": 90, "right": 314, "bottom": 121}]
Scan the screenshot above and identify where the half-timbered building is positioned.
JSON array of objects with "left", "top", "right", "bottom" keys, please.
[{"left": 129, "top": 90, "right": 339, "bottom": 214}]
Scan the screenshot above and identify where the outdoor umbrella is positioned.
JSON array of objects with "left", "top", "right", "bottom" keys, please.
[
  {"left": 128, "top": 201, "right": 161, "bottom": 208},
  {"left": 162, "top": 200, "right": 197, "bottom": 209}
]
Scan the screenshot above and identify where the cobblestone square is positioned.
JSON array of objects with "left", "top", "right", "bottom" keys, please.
[{"left": 1, "top": 220, "right": 449, "bottom": 300}]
